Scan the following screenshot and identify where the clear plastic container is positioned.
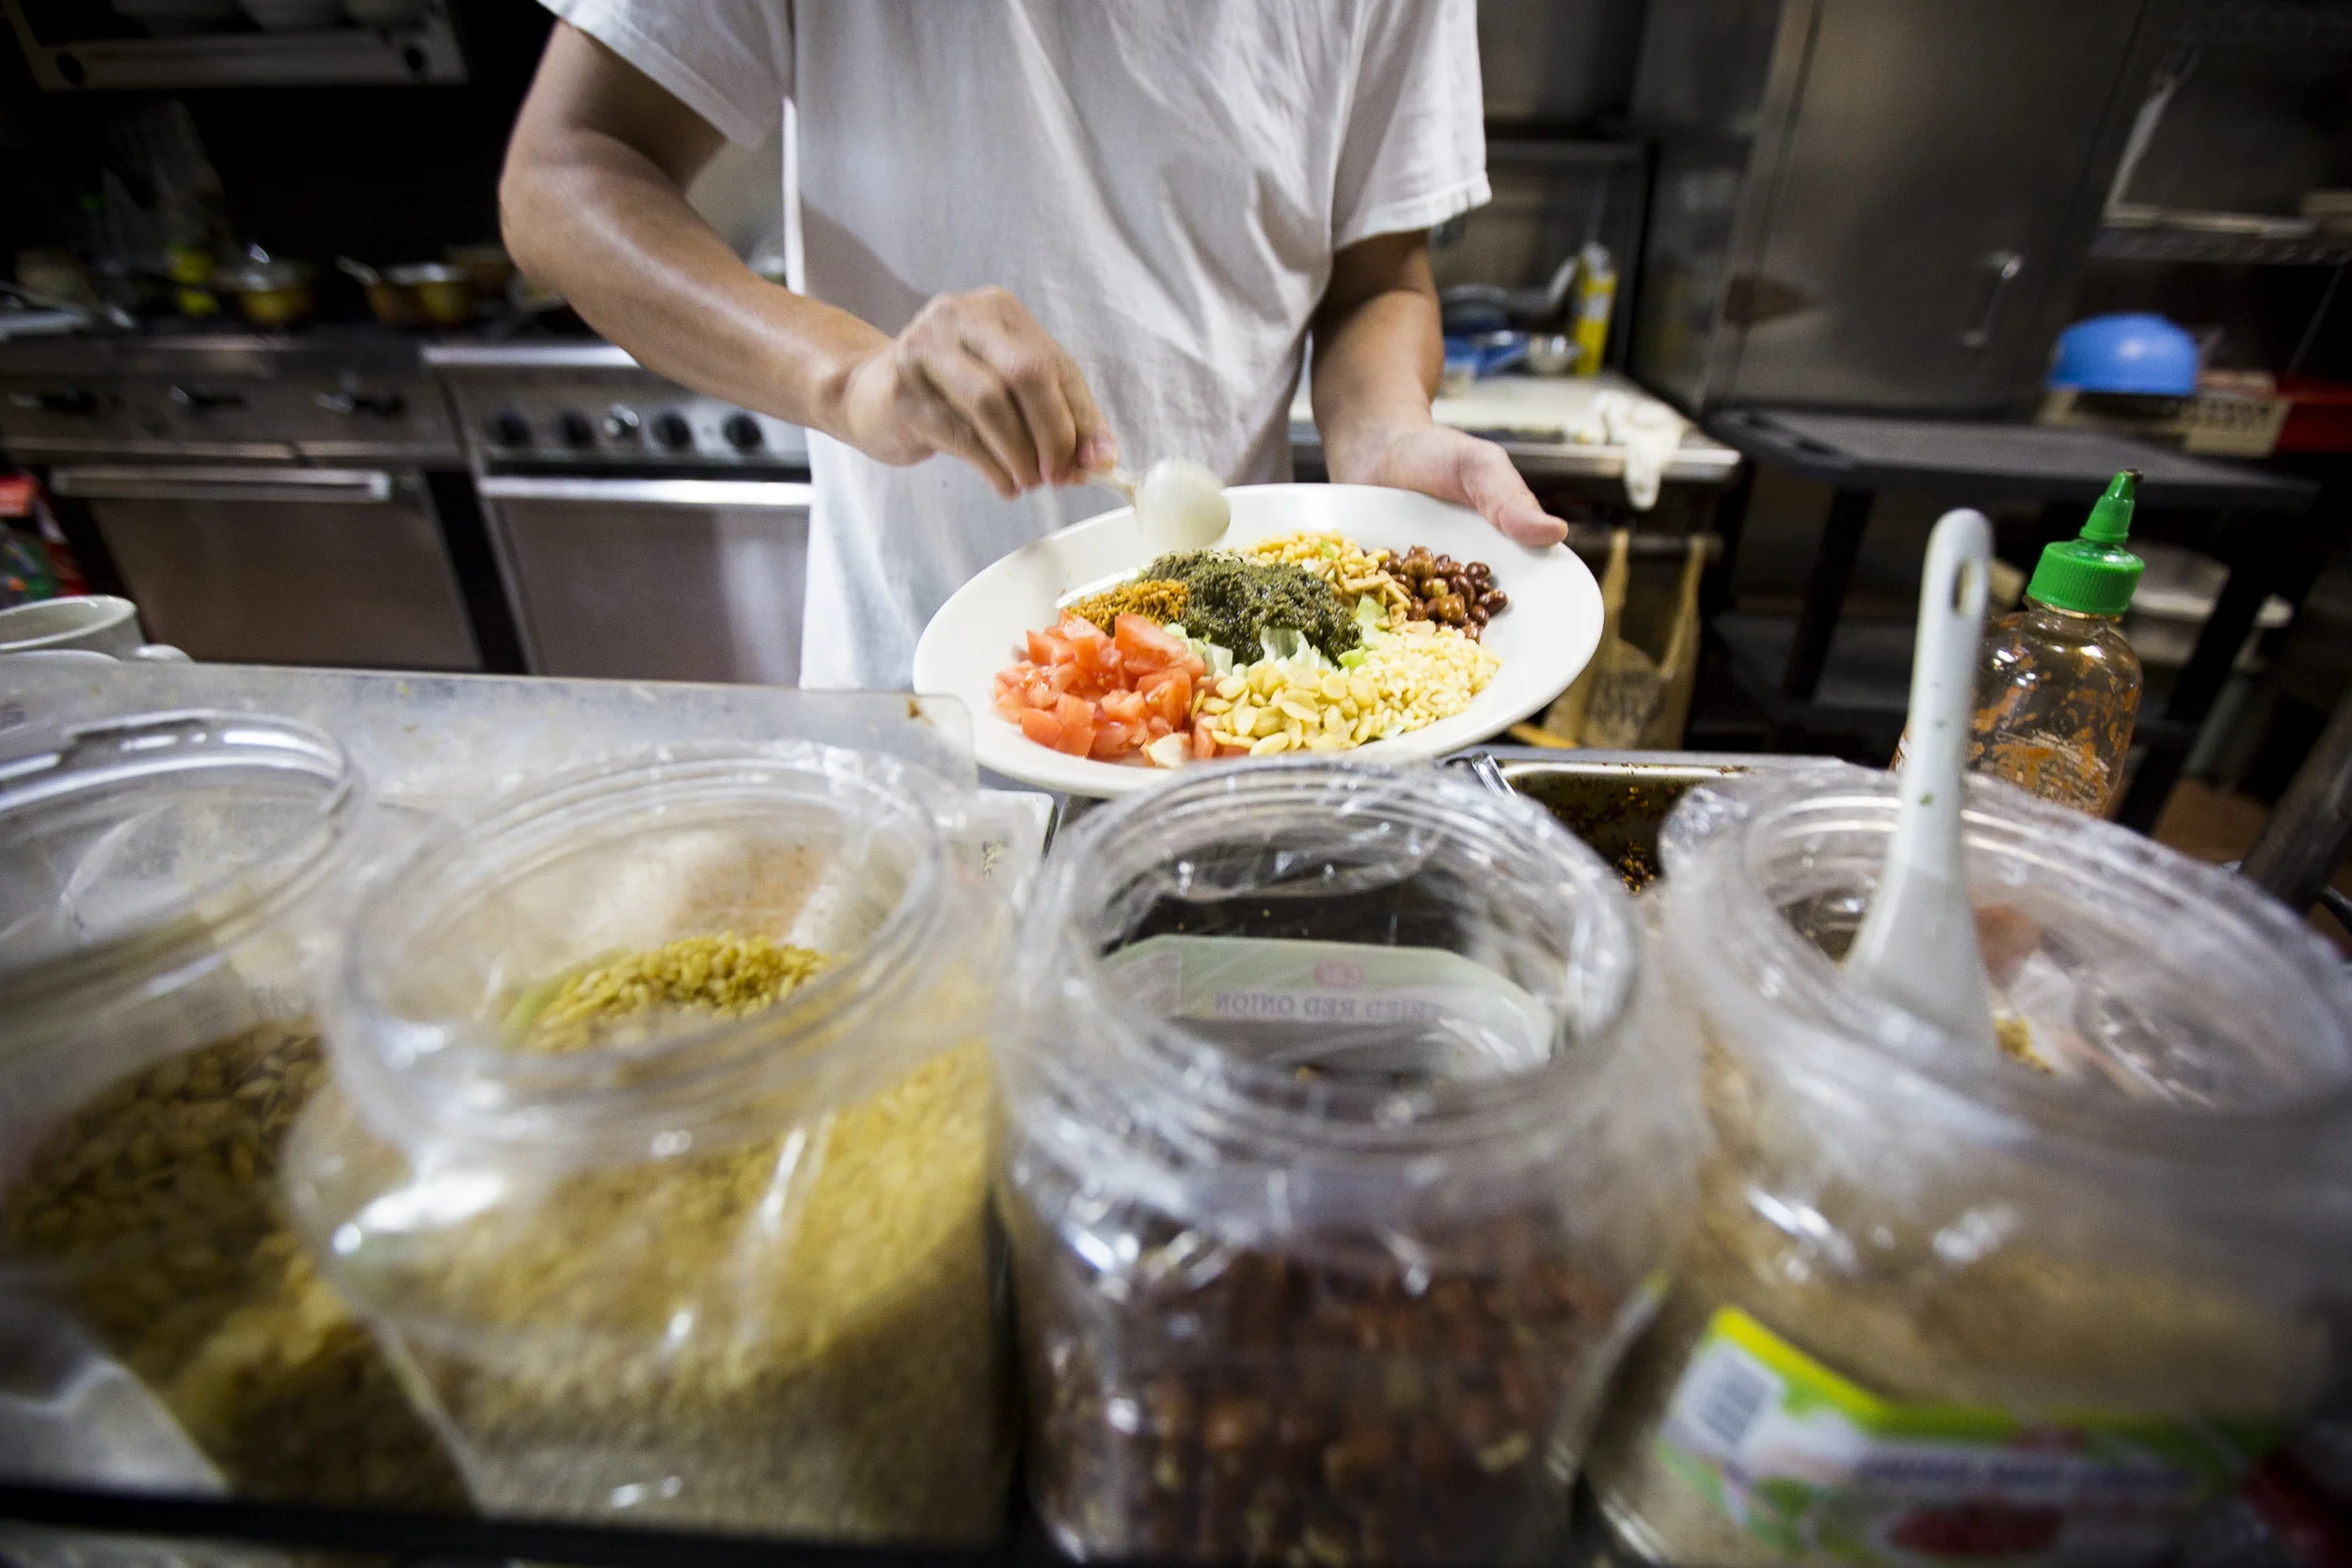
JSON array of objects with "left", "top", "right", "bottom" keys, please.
[
  {"left": 286, "top": 741, "right": 1031, "bottom": 1542},
  {"left": 0, "top": 710, "right": 465, "bottom": 1511},
  {"left": 995, "top": 760, "right": 1699, "bottom": 1565},
  {"left": 1586, "top": 763, "right": 2352, "bottom": 1568}
]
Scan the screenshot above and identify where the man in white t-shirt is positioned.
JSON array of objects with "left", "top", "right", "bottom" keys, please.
[{"left": 502, "top": 1, "right": 1566, "bottom": 689}]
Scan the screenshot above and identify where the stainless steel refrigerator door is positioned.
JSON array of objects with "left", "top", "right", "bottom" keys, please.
[
  {"left": 1718, "top": 0, "right": 2153, "bottom": 413},
  {"left": 478, "top": 476, "right": 811, "bottom": 686},
  {"left": 52, "top": 465, "right": 482, "bottom": 671}
]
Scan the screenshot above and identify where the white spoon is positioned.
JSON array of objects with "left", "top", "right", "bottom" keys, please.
[
  {"left": 1093, "top": 458, "right": 1231, "bottom": 554},
  {"left": 1846, "top": 508, "right": 1999, "bottom": 1056}
]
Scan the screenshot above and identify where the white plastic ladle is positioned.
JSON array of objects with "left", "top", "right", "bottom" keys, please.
[
  {"left": 1094, "top": 458, "right": 1231, "bottom": 554},
  {"left": 1846, "top": 507, "right": 1999, "bottom": 1055}
]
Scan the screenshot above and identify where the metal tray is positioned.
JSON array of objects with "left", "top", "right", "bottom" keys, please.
[{"left": 1445, "top": 747, "right": 1827, "bottom": 891}]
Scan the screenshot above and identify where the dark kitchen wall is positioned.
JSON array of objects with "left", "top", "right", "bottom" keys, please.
[{"left": 0, "top": 1, "right": 550, "bottom": 280}]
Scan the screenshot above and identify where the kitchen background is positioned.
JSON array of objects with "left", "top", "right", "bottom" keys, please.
[{"left": 0, "top": 0, "right": 2348, "bottom": 882}]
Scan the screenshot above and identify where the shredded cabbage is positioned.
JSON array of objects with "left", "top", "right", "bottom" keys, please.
[{"left": 1168, "top": 626, "right": 1235, "bottom": 679}]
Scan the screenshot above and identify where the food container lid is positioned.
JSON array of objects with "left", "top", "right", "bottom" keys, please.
[{"left": 0, "top": 710, "right": 358, "bottom": 1021}]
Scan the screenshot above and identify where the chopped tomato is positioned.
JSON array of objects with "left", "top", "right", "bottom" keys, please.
[
  {"left": 1140, "top": 669, "right": 1191, "bottom": 726},
  {"left": 1115, "top": 613, "right": 1187, "bottom": 667},
  {"left": 1019, "top": 708, "right": 1061, "bottom": 748},
  {"left": 996, "top": 610, "right": 1216, "bottom": 767},
  {"left": 1192, "top": 719, "right": 1217, "bottom": 760}
]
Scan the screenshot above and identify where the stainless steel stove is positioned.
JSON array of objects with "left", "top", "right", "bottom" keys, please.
[
  {"left": 0, "top": 332, "right": 512, "bottom": 672},
  {"left": 427, "top": 342, "right": 813, "bottom": 686}
]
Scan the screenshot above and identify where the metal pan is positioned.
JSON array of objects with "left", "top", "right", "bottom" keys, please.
[{"left": 1445, "top": 748, "right": 1828, "bottom": 891}]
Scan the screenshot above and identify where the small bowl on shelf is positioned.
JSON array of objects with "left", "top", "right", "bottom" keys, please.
[{"left": 1524, "top": 333, "right": 1581, "bottom": 376}]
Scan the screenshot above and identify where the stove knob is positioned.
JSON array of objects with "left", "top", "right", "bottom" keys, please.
[
  {"left": 722, "top": 412, "right": 765, "bottom": 451},
  {"left": 556, "top": 410, "right": 596, "bottom": 449},
  {"left": 486, "top": 410, "right": 531, "bottom": 448},
  {"left": 603, "top": 404, "right": 642, "bottom": 441},
  {"left": 653, "top": 410, "right": 694, "bottom": 451}
]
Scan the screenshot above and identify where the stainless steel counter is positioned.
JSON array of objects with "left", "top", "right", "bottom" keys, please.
[{"left": 0, "top": 658, "right": 1050, "bottom": 853}]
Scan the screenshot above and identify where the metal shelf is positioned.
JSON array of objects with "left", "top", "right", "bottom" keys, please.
[
  {"left": 2174, "top": 0, "right": 2352, "bottom": 49},
  {"left": 2092, "top": 226, "right": 2352, "bottom": 266},
  {"left": 1, "top": 0, "right": 467, "bottom": 90}
]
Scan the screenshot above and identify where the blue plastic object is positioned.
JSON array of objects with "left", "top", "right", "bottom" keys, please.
[
  {"left": 1442, "top": 332, "right": 1530, "bottom": 383},
  {"left": 2048, "top": 313, "right": 2200, "bottom": 396}
]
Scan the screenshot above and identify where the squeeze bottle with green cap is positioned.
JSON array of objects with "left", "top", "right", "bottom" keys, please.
[{"left": 1966, "top": 468, "right": 2145, "bottom": 815}]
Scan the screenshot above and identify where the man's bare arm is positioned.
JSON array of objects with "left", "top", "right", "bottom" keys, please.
[
  {"left": 501, "top": 24, "right": 1113, "bottom": 495},
  {"left": 1309, "top": 231, "right": 1565, "bottom": 546}
]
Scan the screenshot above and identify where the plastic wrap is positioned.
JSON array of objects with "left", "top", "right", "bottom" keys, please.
[
  {"left": 1586, "top": 762, "right": 2352, "bottom": 1568},
  {"left": 285, "top": 741, "right": 1034, "bottom": 1542},
  {"left": 995, "top": 759, "right": 1700, "bottom": 1565}
]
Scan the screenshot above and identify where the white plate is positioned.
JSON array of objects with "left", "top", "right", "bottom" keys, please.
[{"left": 913, "top": 483, "right": 1602, "bottom": 798}]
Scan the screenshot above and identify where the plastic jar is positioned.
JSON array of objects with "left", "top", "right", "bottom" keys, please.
[
  {"left": 1586, "top": 763, "right": 2352, "bottom": 1568},
  {"left": 286, "top": 742, "right": 1028, "bottom": 1541},
  {"left": 996, "top": 760, "right": 1699, "bottom": 1565},
  {"left": 0, "top": 711, "right": 465, "bottom": 1509}
]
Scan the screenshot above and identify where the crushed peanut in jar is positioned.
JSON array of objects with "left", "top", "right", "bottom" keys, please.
[
  {"left": 2, "top": 1022, "right": 468, "bottom": 1507},
  {"left": 1064, "top": 578, "right": 1189, "bottom": 631}
]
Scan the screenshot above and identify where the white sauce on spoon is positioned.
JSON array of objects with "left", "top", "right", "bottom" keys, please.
[{"left": 1133, "top": 459, "right": 1231, "bottom": 553}]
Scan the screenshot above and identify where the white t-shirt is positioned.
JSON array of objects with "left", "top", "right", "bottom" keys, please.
[{"left": 541, "top": 0, "right": 1489, "bottom": 689}]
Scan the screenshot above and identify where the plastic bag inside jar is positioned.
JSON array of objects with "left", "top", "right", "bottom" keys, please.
[{"left": 995, "top": 761, "right": 1702, "bottom": 1566}]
